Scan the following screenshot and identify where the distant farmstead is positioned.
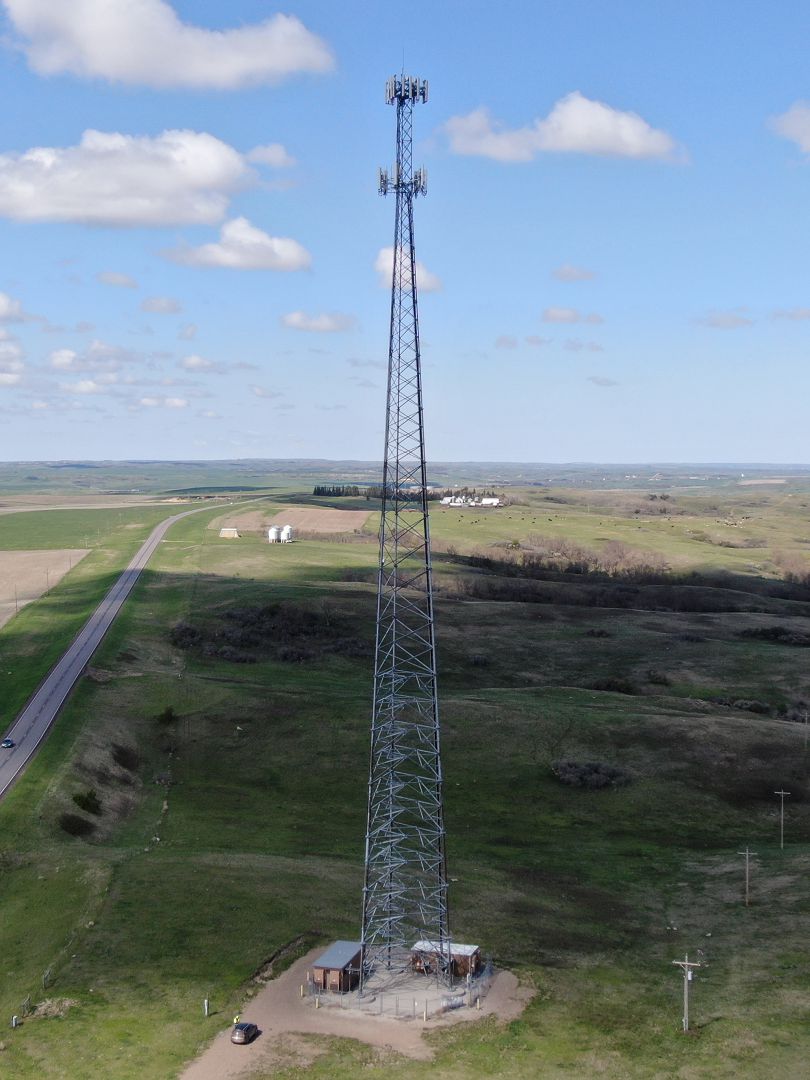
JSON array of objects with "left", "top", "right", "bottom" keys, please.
[{"left": 218, "top": 527, "right": 240, "bottom": 539}]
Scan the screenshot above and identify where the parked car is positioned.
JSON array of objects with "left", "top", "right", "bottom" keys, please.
[
  {"left": 231, "top": 1022, "right": 258, "bottom": 1045},
  {"left": 0, "top": 739, "right": 14, "bottom": 749}
]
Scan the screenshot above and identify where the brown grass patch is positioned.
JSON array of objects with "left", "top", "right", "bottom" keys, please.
[{"left": 0, "top": 549, "right": 89, "bottom": 628}]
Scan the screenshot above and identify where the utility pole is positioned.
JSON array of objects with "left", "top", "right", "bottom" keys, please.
[
  {"left": 360, "top": 74, "right": 451, "bottom": 992},
  {"left": 672, "top": 954, "right": 701, "bottom": 1032},
  {"left": 738, "top": 846, "right": 757, "bottom": 906},
  {"left": 774, "top": 789, "right": 791, "bottom": 850}
]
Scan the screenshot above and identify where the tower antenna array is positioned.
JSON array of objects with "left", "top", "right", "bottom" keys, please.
[{"left": 360, "top": 74, "right": 450, "bottom": 988}]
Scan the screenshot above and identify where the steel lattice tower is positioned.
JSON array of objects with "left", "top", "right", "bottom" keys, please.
[{"left": 360, "top": 74, "right": 451, "bottom": 989}]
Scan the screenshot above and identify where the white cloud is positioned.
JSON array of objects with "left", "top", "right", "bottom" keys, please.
[
  {"left": 180, "top": 354, "right": 220, "bottom": 373},
  {"left": 247, "top": 143, "right": 296, "bottom": 168},
  {"left": 773, "top": 307, "right": 810, "bottom": 321},
  {"left": 695, "top": 310, "right": 753, "bottom": 329},
  {"left": 443, "top": 92, "right": 678, "bottom": 162},
  {"left": 374, "top": 247, "right": 442, "bottom": 292},
  {"left": 0, "top": 292, "right": 25, "bottom": 320},
  {"left": 771, "top": 102, "right": 810, "bottom": 153},
  {"left": 495, "top": 335, "right": 518, "bottom": 349},
  {"left": 64, "top": 375, "right": 117, "bottom": 394},
  {"left": 588, "top": 375, "right": 619, "bottom": 387},
  {"left": 140, "top": 395, "right": 188, "bottom": 408},
  {"left": 165, "top": 217, "right": 311, "bottom": 271},
  {"left": 4, "top": 1, "right": 334, "bottom": 90},
  {"left": 553, "top": 263, "right": 596, "bottom": 282},
  {"left": 565, "top": 338, "right": 604, "bottom": 352},
  {"left": 282, "top": 311, "right": 354, "bottom": 333},
  {"left": 251, "top": 385, "right": 283, "bottom": 399},
  {"left": 97, "top": 270, "right": 137, "bottom": 288},
  {"left": 525, "top": 336, "right": 552, "bottom": 348},
  {"left": 178, "top": 323, "right": 197, "bottom": 340},
  {"left": 0, "top": 337, "right": 24, "bottom": 384},
  {"left": 141, "top": 295, "right": 182, "bottom": 314},
  {"left": 0, "top": 129, "right": 252, "bottom": 225},
  {"left": 542, "top": 306, "right": 604, "bottom": 324},
  {"left": 48, "top": 339, "right": 135, "bottom": 372}
]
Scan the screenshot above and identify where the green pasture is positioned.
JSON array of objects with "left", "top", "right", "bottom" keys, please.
[{"left": 0, "top": 488, "right": 810, "bottom": 1076}]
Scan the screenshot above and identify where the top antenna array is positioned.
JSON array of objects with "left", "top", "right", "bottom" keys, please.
[{"left": 385, "top": 75, "right": 428, "bottom": 105}]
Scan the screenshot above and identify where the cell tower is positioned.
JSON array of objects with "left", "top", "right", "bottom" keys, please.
[{"left": 360, "top": 74, "right": 451, "bottom": 989}]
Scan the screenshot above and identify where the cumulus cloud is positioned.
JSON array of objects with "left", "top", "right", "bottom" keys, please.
[
  {"left": 246, "top": 143, "right": 296, "bottom": 168},
  {"left": 48, "top": 340, "right": 137, "bottom": 372},
  {"left": 443, "top": 92, "right": 678, "bottom": 162},
  {"left": 139, "top": 395, "right": 188, "bottom": 408},
  {"left": 495, "top": 335, "right": 518, "bottom": 349},
  {"left": 3, "top": 1, "right": 334, "bottom": 90},
  {"left": 178, "top": 323, "right": 197, "bottom": 340},
  {"left": 282, "top": 311, "right": 354, "bottom": 333},
  {"left": 543, "top": 306, "right": 604, "bottom": 324},
  {"left": 97, "top": 270, "right": 137, "bottom": 288},
  {"left": 141, "top": 295, "right": 182, "bottom": 314},
  {"left": 0, "top": 292, "right": 25, "bottom": 320},
  {"left": 0, "top": 338, "right": 25, "bottom": 384},
  {"left": 771, "top": 102, "right": 810, "bottom": 153},
  {"left": 553, "top": 263, "right": 596, "bottom": 282},
  {"left": 0, "top": 129, "right": 253, "bottom": 225},
  {"left": 62, "top": 374, "right": 118, "bottom": 394},
  {"left": 565, "top": 338, "right": 604, "bottom": 352},
  {"left": 165, "top": 217, "right": 311, "bottom": 271},
  {"left": 374, "top": 247, "right": 442, "bottom": 292},
  {"left": 695, "top": 309, "right": 753, "bottom": 329},
  {"left": 588, "top": 375, "right": 618, "bottom": 387},
  {"left": 772, "top": 307, "right": 810, "bottom": 321},
  {"left": 251, "top": 385, "right": 283, "bottom": 399},
  {"left": 525, "top": 335, "right": 552, "bottom": 347},
  {"left": 179, "top": 354, "right": 222, "bottom": 373}
]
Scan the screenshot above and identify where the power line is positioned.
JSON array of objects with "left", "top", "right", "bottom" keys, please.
[
  {"left": 672, "top": 953, "right": 701, "bottom": 1032},
  {"left": 774, "top": 788, "right": 791, "bottom": 850}
]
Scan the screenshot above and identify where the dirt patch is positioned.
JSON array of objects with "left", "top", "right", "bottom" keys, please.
[
  {"left": 209, "top": 507, "right": 370, "bottom": 535},
  {"left": 0, "top": 549, "right": 90, "bottom": 629},
  {"left": 29, "top": 998, "right": 78, "bottom": 1019},
  {"left": 180, "top": 947, "right": 533, "bottom": 1080}
]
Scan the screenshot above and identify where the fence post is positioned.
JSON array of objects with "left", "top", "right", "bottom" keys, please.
[
  {"left": 203, "top": 998, "right": 209, "bottom": 1017},
  {"left": 423, "top": 1001, "right": 427, "bottom": 1022}
]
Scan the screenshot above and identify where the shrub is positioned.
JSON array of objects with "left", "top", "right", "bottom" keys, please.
[
  {"left": 740, "top": 626, "right": 810, "bottom": 647},
  {"left": 584, "top": 628, "right": 611, "bottom": 638},
  {"left": 72, "top": 789, "right": 102, "bottom": 815},
  {"left": 552, "top": 760, "right": 632, "bottom": 790},
  {"left": 170, "top": 622, "right": 202, "bottom": 648},
  {"left": 647, "top": 669, "right": 671, "bottom": 686},
  {"left": 155, "top": 706, "right": 177, "bottom": 726},
  {"left": 468, "top": 654, "right": 491, "bottom": 668},
  {"left": 59, "top": 813, "right": 97, "bottom": 838},
  {"left": 111, "top": 743, "right": 140, "bottom": 771},
  {"left": 592, "top": 676, "right": 638, "bottom": 695}
]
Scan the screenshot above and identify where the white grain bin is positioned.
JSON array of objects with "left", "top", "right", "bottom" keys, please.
[
  {"left": 280, "top": 525, "right": 294, "bottom": 543},
  {"left": 268, "top": 526, "right": 280, "bottom": 543}
]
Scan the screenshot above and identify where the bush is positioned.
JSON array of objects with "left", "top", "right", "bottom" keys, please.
[
  {"left": 584, "top": 628, "right": 611, "bottom": 638},
  {"left": 552, "top": 760, "right": 632, "bottom": 790},
  {"left": 59, "top": 813, "right": 97, "bottom": 838},
  {"left": 592, "top": 676, "right": 638, "bottom": 695},
  {"left": 647, "top": 669, "right": 671, "bottom": 686},
  {"left": 740, "top": 625, "right": 810, "bottom": 647},
  {"left": 72, "top": 789, "right": 102, "bottom": 815},
  {"left": 111, "top": 743, "right": 140, "bottom": 771},
  {"left": 155, "top": 706, "right": 177, "bottom": 726},
  {"left": 170, "top": 622, "right": 202, "bottom": 648}
]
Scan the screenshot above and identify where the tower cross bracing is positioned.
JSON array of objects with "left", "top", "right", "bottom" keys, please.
[{"left": 360, "top": 74, "right": 451, "bottom": 987}]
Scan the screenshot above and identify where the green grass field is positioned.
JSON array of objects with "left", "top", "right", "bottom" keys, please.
[{"left": 1, "top": 482, "right": 810, "bottom": 1077}]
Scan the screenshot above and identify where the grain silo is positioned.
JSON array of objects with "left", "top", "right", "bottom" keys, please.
[
  {"left": 280, "top": 525, "right": 293, "bottom": 543},
  {"left": 268, "top": 526, "right": 280, "bottom": 543}
]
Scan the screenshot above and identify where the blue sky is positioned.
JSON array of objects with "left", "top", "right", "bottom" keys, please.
[{"left": 2, "top": 1, "right": 810, "bottom": 463}]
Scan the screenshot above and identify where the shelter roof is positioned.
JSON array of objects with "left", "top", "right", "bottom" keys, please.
[{"left": 312, "top": 940, "right": 362, "bottom": 970}]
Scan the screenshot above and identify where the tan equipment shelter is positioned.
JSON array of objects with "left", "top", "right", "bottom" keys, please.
[
  {"left": 310, "top": 940, "right": 362, "bottom": 992},
  {"left": 411, "top": 940, "right": 481, "bottom": 979}
]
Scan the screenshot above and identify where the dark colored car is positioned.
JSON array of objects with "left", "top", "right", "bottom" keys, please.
[
  {"left": 231, "top": 1022, "right": 258, "bottom": 1045},
  {"left": 0, "top": 739, "right": 14, "bottom": 749}
]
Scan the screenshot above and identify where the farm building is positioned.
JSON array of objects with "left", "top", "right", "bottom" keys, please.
[
  {"left": 280, "top": 524, "right": 294, "bottom": 542},
  {"left": 411, "top": 940, "right": 481, "bottom": 978},
  {"left": 309, "top": 940, "right": 362, "bottom": 992},
  {"left": 218, "top": 527, "right": 240, "bottom": 539},
  {"left": 268, "top": 526, "right": 280, "bottom": 543}
]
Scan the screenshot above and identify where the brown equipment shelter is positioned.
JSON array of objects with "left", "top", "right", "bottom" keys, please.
[
  {"left": 310, "top": 940, "right": 362, "bottom": 992},
  {"left": 411, "top": 940, "right": 481, "bottom": 979}
]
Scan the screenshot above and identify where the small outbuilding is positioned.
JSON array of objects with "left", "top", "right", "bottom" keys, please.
[
  {"left": 411, "top": 940, "right": 481, "bottom": 979},
  {"left": 218, "top": 527, "right": 240, "bottom": 539},
  {"left": 310, "top": 940, "right": 362, "bottom": 992}
]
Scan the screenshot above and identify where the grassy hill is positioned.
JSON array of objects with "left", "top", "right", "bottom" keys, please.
[{"left": 1, "top": 486, "right": 810, "bottom": 1077}]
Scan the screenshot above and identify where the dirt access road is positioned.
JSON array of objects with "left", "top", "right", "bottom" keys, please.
[{"left": 180, "top": 948, "right": 534, "bottom": 1079}]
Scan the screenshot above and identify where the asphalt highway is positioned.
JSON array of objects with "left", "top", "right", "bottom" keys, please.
[{"left": 0, "top": 507, "right": 206, "bottom": 801}]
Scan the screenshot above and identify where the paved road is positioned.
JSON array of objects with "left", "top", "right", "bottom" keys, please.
[{"left": 0, "top": 507, "right": 206, "bottom": 801}]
